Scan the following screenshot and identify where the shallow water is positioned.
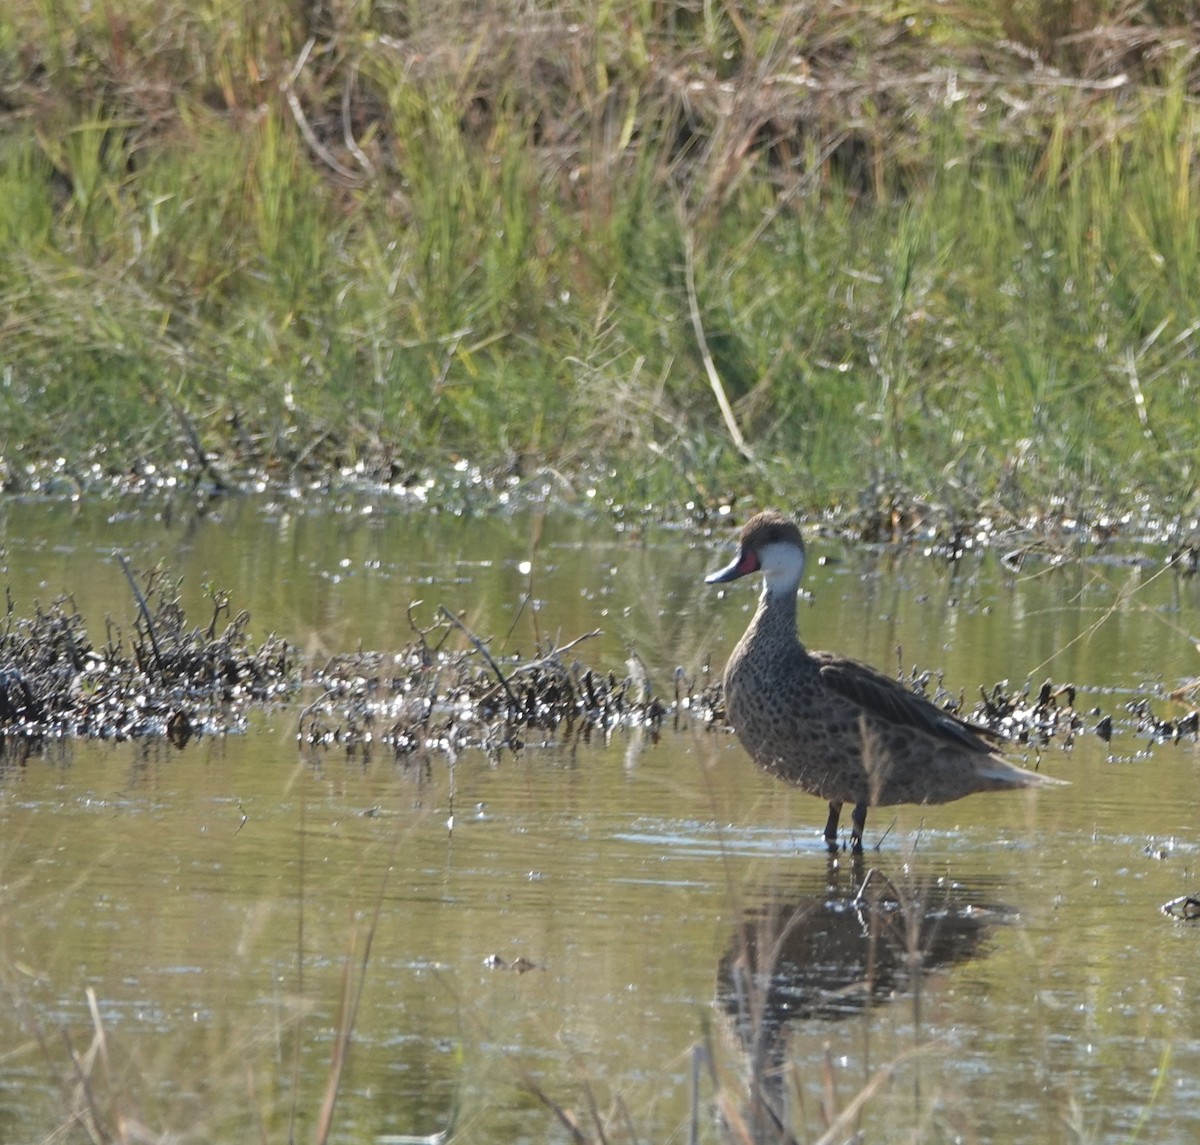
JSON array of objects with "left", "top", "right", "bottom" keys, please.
[{"left": 1, "top": 496, "right": 1198, "bottom": 1142}]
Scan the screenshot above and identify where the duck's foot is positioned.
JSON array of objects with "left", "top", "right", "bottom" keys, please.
[
  {"left": 823, "top": 801, "right": 842, "bottom": 853},
  {"left": 849, "top": 802, "right": 868, "bottom": 855}
]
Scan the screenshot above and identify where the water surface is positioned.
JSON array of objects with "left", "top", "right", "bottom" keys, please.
[{"left": 1, "top": 497, "right": 1198, "bottom": 1142}]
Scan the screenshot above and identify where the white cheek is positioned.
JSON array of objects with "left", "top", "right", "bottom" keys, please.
[{"left": 758, "top": 542, "right": 806, "bottom": 589}]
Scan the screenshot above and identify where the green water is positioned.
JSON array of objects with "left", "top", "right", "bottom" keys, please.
[{"left": 1, "top": 497, "right": 1198, "bottom": 1142}]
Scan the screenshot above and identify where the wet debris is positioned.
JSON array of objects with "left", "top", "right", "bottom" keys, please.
[
  {"left": 971, "top": 678, "right": 1087, "bottom": 746},
  {"left": 3, "top": 560, "right": 1190, "bottom": 762},
  {"left": 895, "top": 665, "right": 1090, "bottom": 747},
  {"left": 1161, "top": 894, "right": 1200, "bottom": 922},
  {"left": 1143, "top": 839, "right": 1175, "bottom": 861},
  {"left": 483, "top": 954, "right": 542, "bottom": 972},
  {"left": 805, "top": 489, "right": 1200, "bottom": 573},
  {"left": 1125, "top": 698, "right": 1200, "bottom": 743},
  {"left": 298, "top": 607, "right": 718, "bottom": 756},
  {"left": 848, "top": 486, "right": 938, "bottom": 545},
  {"left": 299, "top": 610, "right": 1192, "bottom": 761},
  {"left": 908, "top": 670, "right": 1198, "bottom": 748},
  {"left": 891, "top": 659, "right": 1193, "bottom": 748},
  {"left": 0, "top": 568, "right": 294, "bottom": 752}
]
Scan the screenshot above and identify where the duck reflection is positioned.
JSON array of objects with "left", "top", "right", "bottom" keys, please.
[{"left": 714, "top": 859, "right": 1010, "bottom": 1142}]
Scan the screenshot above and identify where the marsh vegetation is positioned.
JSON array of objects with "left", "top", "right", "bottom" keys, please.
[{"left": 2, "top": 1, "right": 1200, "bottom": 523}]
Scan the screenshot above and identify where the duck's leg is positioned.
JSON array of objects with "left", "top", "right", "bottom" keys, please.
[
  {"left": 850, "top": 802, "right": 868, "bottom": 854},
  {"left": 823, "top": 801, "right": 842, "bottom": 852}
]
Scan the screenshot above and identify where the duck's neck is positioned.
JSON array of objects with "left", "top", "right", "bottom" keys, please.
[{"left": 743, "top": 579, "right": 804, "bottom": 655}]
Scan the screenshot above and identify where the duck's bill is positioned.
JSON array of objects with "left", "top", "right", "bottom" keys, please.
[{"left": 705, "top": 548, "right": 759, "bottom": 583}]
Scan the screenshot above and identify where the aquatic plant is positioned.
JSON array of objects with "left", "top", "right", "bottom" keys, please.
[
  {"left": 299, "top": 609, "right": 682, "bottom": 757},
  {"left": 0, "top": 568, "right": 294, "bottom": 750},
  {"left": 6, "top": 572, "right": 1194, "bottom": 756}
]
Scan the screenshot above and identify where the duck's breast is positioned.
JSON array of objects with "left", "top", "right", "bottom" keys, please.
[{"left": 724, "top": 648, "right": 874, "bottom": 802}]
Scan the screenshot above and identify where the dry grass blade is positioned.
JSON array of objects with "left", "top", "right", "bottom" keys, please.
[
  {"left": 314, "top": 944, "right": 357, "bottom": 1145},
  {"left": 810, "top": 1039, "right": 943, "bottom": 1145},
  {"left": 681, "top": 214, "right": 754, "bottom": 461},
  {"left": 60, "top": 989, "right": 113, "bottom": 1145},
  {"left": 518, "top": 1067, "right": 592, "bottom": 1144},
  {"left": 313, "top": 826, "right": 405, "bottom": 1145}
]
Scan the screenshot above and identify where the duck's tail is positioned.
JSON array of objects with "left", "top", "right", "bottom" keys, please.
[{"left": 977, "top": 754, "right": 1068, "bottom": 789}]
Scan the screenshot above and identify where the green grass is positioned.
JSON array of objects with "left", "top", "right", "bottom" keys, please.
[{"left": 0, "top": 1, "right": 1198, "bottom": 520}]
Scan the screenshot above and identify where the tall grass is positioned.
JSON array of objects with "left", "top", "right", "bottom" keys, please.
[{"left": 0, "top": 0, "right": 1198, "bottom": 515}]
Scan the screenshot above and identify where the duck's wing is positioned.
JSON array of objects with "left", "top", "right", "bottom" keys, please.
[{"left": 813, "top": 651, "right": 1004, "bottom": 754}]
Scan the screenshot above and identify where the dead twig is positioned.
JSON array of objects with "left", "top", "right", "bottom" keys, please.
[
  {"left": 438, "top": 605, "right": 520, "bottom": 711},
  {"left": 315, "top": 827, "right": 403, "bottom": 1145},
  {"left": 115, "top": 554, "right": 165, "bottom": 679}
]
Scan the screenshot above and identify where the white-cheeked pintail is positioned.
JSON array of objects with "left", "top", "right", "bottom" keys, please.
[{"left": 707, "top": 509, "right": 1065, "bottom": 853}]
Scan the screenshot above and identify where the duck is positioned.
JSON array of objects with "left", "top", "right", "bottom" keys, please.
[{"left": 706, "top": 509, "right": 1064, "bottom": 853}]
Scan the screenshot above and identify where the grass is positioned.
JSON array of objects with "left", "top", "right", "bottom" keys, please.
[{"left": 1, "top": 1, "right": 1199, "bottom": 521}]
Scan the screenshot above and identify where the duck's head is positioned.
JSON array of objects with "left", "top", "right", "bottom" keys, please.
[{"left": 705, "top": 509, "right": 807, "bottom": 595}]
